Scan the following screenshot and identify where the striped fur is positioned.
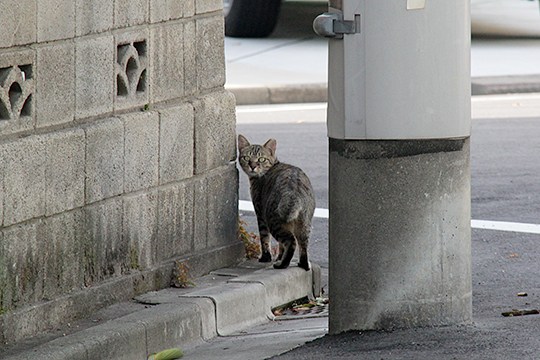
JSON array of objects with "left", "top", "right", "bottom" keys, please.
[{"left": 238, "top": 134, "right": 315, "bottom": 271}]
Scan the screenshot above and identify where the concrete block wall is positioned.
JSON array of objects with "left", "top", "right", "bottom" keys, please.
[{"left": 0, "top": 0, "right": 242, "bottom": 343}]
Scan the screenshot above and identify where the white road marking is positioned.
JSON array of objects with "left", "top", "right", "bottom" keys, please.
[
  {"left": 236, "top": 94, "right": 540, "bottom": 124},
  {"left": 240, "top": 200, "right": 329, "bottom": 218},
  {"left": 471, "top": 219, "right": 540, "bottom": 235},
  {"left": 236, "top": 103, "right": 327, "bottom": 124},
  {"left": 314, "top": 208, "right": 329, "bottom": 219},
  {"left": 239, "top": 200, "right": 255, "bottom": 212},
  {"left": 239, "top": 201, "right": 540, "bottom": 235},
  {"left": 236, "top": 103, "right": 327, "bottom": 114},
  {"left": 472, "top": 92, "right": 540, "bottom": 120}
]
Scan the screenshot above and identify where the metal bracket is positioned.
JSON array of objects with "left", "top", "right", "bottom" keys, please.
[{"left": 313, "top": 12, "right": 361, "bottom": 39}]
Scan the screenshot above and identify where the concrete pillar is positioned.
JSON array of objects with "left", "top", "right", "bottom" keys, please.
[
  {"left": 329, "top": 138, "right": 471, "bottom": 332},
  {"left": 317, "top": 0, "right": 472, "bottom": 333}
]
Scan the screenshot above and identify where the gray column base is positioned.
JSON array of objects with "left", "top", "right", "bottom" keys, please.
[{"left": 328, "top": 138, "right": 472, "bottom": 334}]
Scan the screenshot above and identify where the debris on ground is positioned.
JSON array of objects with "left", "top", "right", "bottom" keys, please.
[
  {"left": 171, "top": 261, "right": 195, "bottom": 288},
  {"left": 273, "top": 296, "right": 329, "bottom": 317},
  {"left": 501, "top": 309, "right": 539, "bottom": 317},
  {"left": 147, "top": 348, "right": 183, "bottom": 360},
  {"left": 238, "top": 218, "right": 261, "bottom": 259}
]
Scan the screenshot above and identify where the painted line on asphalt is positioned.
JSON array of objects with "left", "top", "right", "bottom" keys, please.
[
  {"left": 236, "top": 103, "right": 327, "bottom": 114},
  {"left": 235, "top": 94, "right": 540, "bottom": 123},
  {"left": 239, "top": 200, "right": 255, "bottom": 212},
  {"left": 470, "top": 219, "right": 540, "bottom": 234},
  {"left": 239, "top": 201, "right": 540, "bottom": 235},
  {"left": 236, "top": 103, "right": 327, "bottom": 124}
]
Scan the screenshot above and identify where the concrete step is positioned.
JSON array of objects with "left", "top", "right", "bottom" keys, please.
[{"left": 0, "top": 260, "right": 321, "bottom": 360}]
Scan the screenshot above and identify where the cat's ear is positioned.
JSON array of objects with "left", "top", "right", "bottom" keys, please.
[
  {"left": 238, "top": 134, "right": 251, "bottom": 151},
  {"left": 263, "top": 138, "right": 277, "bottom": 155}
]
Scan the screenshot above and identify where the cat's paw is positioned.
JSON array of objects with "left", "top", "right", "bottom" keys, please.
[
  {"left": 259, "top": 252, "right": 272, "bottom": 263},
  {"left": 273, "top": 261, "right": 289, "bottom": 269},
  {"left": 298, "top": 261, "right": 311, "bottom": 271}
]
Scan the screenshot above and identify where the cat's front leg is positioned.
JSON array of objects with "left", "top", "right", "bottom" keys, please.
[{"left": 258, "top": 223, "right": 272, "bottom": 263}]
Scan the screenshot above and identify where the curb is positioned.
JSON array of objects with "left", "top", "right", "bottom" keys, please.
[
  {"left": 1, "top": 262, "right": 320, "bottom": 360},
  {"left": 227, "top": 75, "right": 540, "bottom": 106},
  {"left": 227, "top": 84, "right": 327, "bottom": 106},
  {"left": 471, "top": 74, "right": 540, "bottom": 95}
]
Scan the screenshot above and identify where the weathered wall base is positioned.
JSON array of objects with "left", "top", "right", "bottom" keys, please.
[
  {"left": 0, "top": 242, "right": 243, "bottom": 344},
  {"left": 328, "top": 138, "right": 472, "bottom": 333}
]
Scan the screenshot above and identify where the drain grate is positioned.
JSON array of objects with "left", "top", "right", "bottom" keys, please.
[{"left": 272, "top": 296, "right": 329, "bottom": 320}]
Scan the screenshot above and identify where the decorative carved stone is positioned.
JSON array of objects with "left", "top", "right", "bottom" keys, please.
[
  {"left": 116, "top": 40, "right": 147, "bottom": 99},
  {"left": 0, "top": 64, "right": 33, "bottom": 121}
]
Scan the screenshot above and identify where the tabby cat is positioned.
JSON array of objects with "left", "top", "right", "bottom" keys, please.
[{"left": 237, "top": 134, "right": 315, "bottom": 271}]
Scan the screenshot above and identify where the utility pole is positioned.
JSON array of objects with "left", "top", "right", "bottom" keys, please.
[{"left": 314, "top": 0, "right": 472, "bottom": 333}]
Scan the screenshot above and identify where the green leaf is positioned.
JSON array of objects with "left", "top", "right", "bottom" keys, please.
[{"left": 148, "top": 348, "right": 183, "bottom": 360}]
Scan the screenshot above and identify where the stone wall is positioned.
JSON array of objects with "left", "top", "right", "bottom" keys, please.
[{"left": 0, "top": 0, "right": 242, "bottom": 343}]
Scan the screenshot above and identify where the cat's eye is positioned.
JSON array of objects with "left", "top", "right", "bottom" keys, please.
[
  {"left": 241, "top": 156, "right": 250, "bottom": 162},
  {"left": 258, "top": 157, "right": 267, "bottom": 163}
]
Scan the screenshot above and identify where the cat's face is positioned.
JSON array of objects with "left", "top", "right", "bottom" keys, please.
[{"left": 237, "top": 135, "right": 277, "bottom": 178}]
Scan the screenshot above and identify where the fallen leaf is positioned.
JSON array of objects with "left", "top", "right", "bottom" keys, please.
[{"left": 502, "top": 309, "right": 539, "bottom": 317}]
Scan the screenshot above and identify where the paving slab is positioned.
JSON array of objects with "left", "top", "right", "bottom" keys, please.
[{"left": 184, "top": 317, "right": 328, "bottom": 360}]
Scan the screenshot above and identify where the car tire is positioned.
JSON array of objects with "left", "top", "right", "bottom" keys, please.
[{"left": 224, "top": 0, "right": 282, "bottom": 38}]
